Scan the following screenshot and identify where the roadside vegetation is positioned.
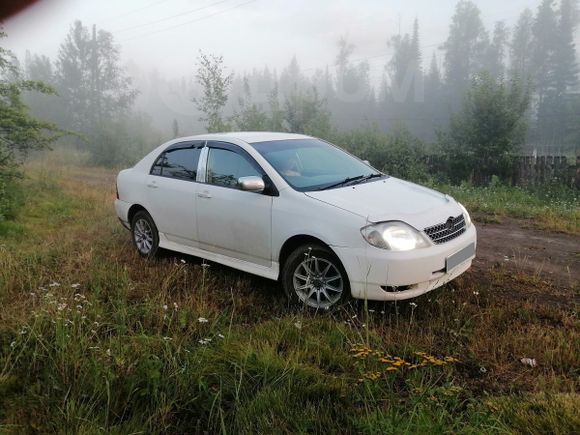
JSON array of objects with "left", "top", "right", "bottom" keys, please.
[{"left": 0, "top": 162, "right": 578, "bottom": 433}]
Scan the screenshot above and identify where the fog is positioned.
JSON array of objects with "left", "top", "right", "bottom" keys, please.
[
  {"left": 1, "top": 0, "right": 579, "bottom": 167},
  {"left": 4, "top": 0, "right": 537, "bottom": 80}
]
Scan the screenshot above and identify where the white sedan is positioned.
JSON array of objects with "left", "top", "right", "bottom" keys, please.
[{"left": 115, "top": 132, "right": 476, "bottom": 310}]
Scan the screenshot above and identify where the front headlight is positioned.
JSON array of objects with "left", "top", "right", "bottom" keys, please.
[
  {"left": 458, "top": 203, "right": 472, "bottom": 228},
  {"left": 361, "top": 221, "right": 430, "bottom": 251}
]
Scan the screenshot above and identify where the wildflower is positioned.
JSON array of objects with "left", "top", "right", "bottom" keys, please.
[
  {"left": 49, "top": 282, "right": 60, "bottom": 287},
  {"left": 380, "top": 311, "right": 385, "bottom": 314},
  {"left": 218, "top": 333, "right": 225, "bottom": 339},
  {"left": 198, "top": 317, "right": 209, "bottom": 323},
  {"left": 29, "top": 292, "right": 35, "bottom": 297},
  {"left": 10, "top": 341, "right": 17, "bottom": 349},
  {"left": 162, "top": 304, "right": 168, "bottom": 311},
  {"left": 173, "top": 302, "right": 178, "bottom": 310},
  {"left": 385, "top": 367, "right": 398, "bottom": 372},
  {"left": 198, "top": 338, "right": 212, "bottom": 345},
  {"left": 368, "top": 309, "right": 375, "bottom": 313},
  {"left": 71, "top": 283, "right": 81, "bottom": 289},
  {"left": 76, "top": 305, "right": 83, "bottom": 310},
  {"left": 57, "top": 303, "right": 67, "bottom": 311},
  {"left": 479, "top": 366, "right": 487, "bottom": 374},
  {"left": 294, "top": 321, "right": 302, "bottom": 330},
  {"left": 20, "top": 327, "right": 28, "bottom": 335},
  {"left": 352, "top": 314, "right": 357, "bottom": 319},
  {"left": 180, "top": 259, "right": 186, "bottom": 264},
  {"left": 473, "top": 291, "right": 480, "bottom": 296},
  {"left": 201, "top": 262, "right": 210, "bottom": 269},
  {"left": 163, "top": 336, "right": 172, "bottom": 341},
  {"left": 410, "top": 302, "right": 418, "bottom": 308},
  {"left": 106, "top": 349, "right": 112, "bottom": 356}
]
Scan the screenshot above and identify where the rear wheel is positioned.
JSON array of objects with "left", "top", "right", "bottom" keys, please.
[
  {"left": 281, "top": 244, "right": 349, "bottom": 310},
  {"left": 131, "top": 210, "right": 159, "bottom": 257}
]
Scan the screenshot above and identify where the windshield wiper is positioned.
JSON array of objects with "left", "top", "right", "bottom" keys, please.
[
  {"left": 351, "top": 173, "right": 385, "bottom": 185},
  {"left": 318, "top": 175, "right": 366, "bottom": 190}
]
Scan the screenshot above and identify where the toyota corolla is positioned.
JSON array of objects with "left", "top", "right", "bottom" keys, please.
[{"left": 115, "top": 132, "right": 476, "bottom": 310}]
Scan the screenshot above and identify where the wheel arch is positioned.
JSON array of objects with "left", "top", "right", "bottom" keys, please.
[
  {"left": 278, "top": 234, "right": 345, "bottom": 273},
  {"left": 127, "top": 204, "right": 149, "bottom": 225}
]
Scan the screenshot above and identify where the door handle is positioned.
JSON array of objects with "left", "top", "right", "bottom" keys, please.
[{"left": 197, "top": 191, "right": 212, "bottom": 199}]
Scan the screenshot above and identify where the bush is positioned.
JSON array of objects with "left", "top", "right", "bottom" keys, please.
[{"left": 331, "top": 124, "right": 429, "bottom": 181}]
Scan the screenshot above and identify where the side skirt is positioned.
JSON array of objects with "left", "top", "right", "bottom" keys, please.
[{"left": 158, "top": 233, "right": 279, "bottom": 281}]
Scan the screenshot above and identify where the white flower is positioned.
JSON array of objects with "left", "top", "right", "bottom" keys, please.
[
  {"left": 479, "top": 366, "right": 487, "bottom": 373},
  {"left": 162, "top": 304, "right": 168, "bottom": 311},
  {"left": 352, "top": 314, "right": 357, "bottom": 319},
  {"left": 106, "top": 348, "right": 112, "bottom": 356},
  {"left": 49, "top": 282, "right": 60, "bottom": 287},
  {"left": 198, "top": 338, "right": 211, "bottom": 345},
  {"left": 473, "top": 291, "right": 480, "bottom": 296},
  {"left": 10, "top": 341, "right": 17, "bottom": 348},
  {"left": 368, "top": 309, "right": 375, "bottom": 313},
  {"left": 57, "top": 303, "right": 67, "bottom": 311},
  {"left": 409, "top": 302, "right": 418, "bottom": 308},
  {"left": 71, "top": 283, "right": 81, "bottom": 289},
  {"left": 294, "top": 321, "right": 302, "bottom": 330},
  {"left": 218, "top": 333, "right": 225, "bottom": 339},
  {"left": 197, "top": 317, "right": 209, "bottom": 323},
  {"left": 163, "top": 336, "right": 172, "bottom": 341},
  {"left": 173, "top": 302, "right": 178, "bottom": 310},
  {"left": 180, "top": 259, "right": 186, "bottom": 264}
]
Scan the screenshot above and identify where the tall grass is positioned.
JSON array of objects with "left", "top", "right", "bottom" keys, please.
[{"left": 0, "top": 163, "right": 578, "bottom": 433}]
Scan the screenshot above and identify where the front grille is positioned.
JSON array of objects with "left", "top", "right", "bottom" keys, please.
[{"left": 424, "top": 214, "right": 466, "bottom": 244}]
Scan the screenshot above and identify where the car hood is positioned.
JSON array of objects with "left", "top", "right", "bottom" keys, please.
[{"left": 304, "top": 177, "right": 462, "bottom": 230}]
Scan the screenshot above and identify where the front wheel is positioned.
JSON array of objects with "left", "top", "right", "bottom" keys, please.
[
  {"left": 131, "top": 210, "right": 159, "bottom": 257},
  {"left": 281, "top": 244, "right": 349, "bottom": 310}
]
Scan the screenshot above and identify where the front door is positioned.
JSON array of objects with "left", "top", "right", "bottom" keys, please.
[{"left": 195, "top": 141, "right": 273, "bottom": 267}]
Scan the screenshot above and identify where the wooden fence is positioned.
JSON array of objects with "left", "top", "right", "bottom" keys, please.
[{"left": 513, "top": 155, "right": 579, "bottom": 188}]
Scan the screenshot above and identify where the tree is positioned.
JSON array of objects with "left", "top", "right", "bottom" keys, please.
[
  {"left": 232, "top": 76, "right": 269, "bottom": 131},
  {"left": 283, "top": 87, "right": 330, "bottom": 137},
  {"left": 483, "top": 21, "right": 509, "bottom": 79},
  {"left": 509, "top": 9, "right": 534, "bottom": 83},
  {"left": 54, "top": 21, "right": 137, "bottom": 136},
  {"left": 438, "top": 73, "right": 530, "bottom": 184},
  {"left": 531, "top": 0, "right": 558, "bottom": 106},
  {"left": 0, "top": 30, "right": 62, "bottom": 218},
  {"left": 442, "top": 1, "right": 489, "bottom": 106},
  {"left": 192, "top": 51, "right": 232, "bottom": 133}
]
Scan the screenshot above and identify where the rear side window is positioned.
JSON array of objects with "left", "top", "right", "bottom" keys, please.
[{"left": 151, "top": 147, "right": 201, "bottom": 181}]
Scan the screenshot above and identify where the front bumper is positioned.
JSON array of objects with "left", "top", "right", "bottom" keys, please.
[{"left": 335, "top": 225, "right": 477, "bottom": 301}]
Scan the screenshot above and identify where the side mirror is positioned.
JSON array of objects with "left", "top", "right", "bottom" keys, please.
[{"left": 238, "top": 176, "right": 265, "bottom": 193}]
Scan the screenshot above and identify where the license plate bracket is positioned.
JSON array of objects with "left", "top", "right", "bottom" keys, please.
[{"left": 446, "top": 243, "right": 475, "bottom": 272}]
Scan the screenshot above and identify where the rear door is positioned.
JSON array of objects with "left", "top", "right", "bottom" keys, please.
[
  {"left": 146, "top": 141, "right": 203, "bottom": 247},
  {"left": 195, "top": 141, "right": 273, "bottom": 267}
]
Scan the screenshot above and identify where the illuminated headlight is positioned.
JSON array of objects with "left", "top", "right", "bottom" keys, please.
[
  {"left": 458, "top": 203, "right": 472, "bottom": 228},
  {"left": 361, "top": 222, "right": 430, "bottom": 251}
]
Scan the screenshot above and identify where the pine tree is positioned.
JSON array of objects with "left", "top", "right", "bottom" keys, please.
[
  {"left": 55, "top": 21, "right": 137, "bottom": 136},
  {"left": 509, "top": 9, "right": 534, "bottom": 83},
  {"left": 484, "top": 21, "right": 508, "bottom": 79},
  {"left": 442, "top": 0, "right": 489, "bottom": 106},
  {"left": 531, "top": 0, "right": 558, "bottom": 106}
]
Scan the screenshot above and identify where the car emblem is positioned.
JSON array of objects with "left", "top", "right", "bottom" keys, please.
[{"left": 445, "top": 217, "right": 454, "bottom": 230}]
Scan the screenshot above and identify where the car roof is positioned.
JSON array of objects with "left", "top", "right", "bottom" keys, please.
[{"left": 176, "top": 131, "right": 313, "bottom": 144}]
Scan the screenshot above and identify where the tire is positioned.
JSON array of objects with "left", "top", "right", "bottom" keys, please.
[
  {"left": 281, "top": 243, "right": 350, "bottom": 311},
  {"left": 131, "top": 210, "right": 160, "bottom": 258}
]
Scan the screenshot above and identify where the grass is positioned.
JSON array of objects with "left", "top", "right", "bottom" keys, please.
[
  {"left": 0, "top": 162, "right": 578, "bottom": 433},
  {"left": 432, "top": 181, "right": 579, "bottom": 234}
]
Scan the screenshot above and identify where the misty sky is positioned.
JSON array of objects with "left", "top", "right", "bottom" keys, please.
[{"left": 2, "top": 0, "right": 569, "bottom": 82}]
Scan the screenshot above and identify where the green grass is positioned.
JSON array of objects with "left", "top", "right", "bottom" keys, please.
[
  {"left": 0, "top": 163, "right": 578, "bottom": 433},
  {"left": 431, "top": 181, "right": 579, "bottom": 234}
]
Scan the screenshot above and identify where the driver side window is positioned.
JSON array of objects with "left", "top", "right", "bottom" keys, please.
[{"left": 206, "top": 147, "right": 260, "bottom": 189}]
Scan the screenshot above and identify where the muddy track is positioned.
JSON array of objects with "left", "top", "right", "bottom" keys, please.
[{"left": 473, "top": 218, "right": 579, "bottom": 289}]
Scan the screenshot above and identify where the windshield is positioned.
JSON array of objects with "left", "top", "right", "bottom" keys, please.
[{"left": 250, "top": 139, "right": 383, "bottom": 192}]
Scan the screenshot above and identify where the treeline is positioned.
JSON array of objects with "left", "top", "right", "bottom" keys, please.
[{"left": 1, "top": 0, "right": 578, "bottom": 184}]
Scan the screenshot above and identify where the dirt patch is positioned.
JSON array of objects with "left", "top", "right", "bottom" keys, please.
[{"left": 474, "top": 217, "right": 579, "bottom": 289}]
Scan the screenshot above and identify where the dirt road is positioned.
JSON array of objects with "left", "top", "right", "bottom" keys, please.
[{"left": 473, "top": 218, "right": 579, "bottom": 289}]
